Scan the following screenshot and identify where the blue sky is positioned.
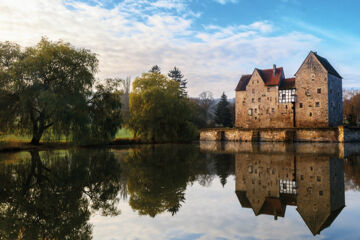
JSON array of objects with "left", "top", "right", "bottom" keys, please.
[{"left": 0, "top": 0, "right": 359, "bottom": 97}]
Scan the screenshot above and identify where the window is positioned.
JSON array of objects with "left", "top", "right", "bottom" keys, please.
[
  {"left": 282, "top": 94, "right": 286, "bottom": 100},
  {"left": 258, "top": 98, "right": 261, "bottom": 102},
  {"left": 310, "top": 112, "right": 312, "bottom": 117},
  {"left": 317, "top": 88, "right": 321, "bottom": 94},
  {"left": 255, "top": 117, "right": 257, "bottom": 120},
  {"left": 316, "top": 102, "right": 320, "bottom": 107},
  {"left": 254, "top": 108, "right": 257, "bottom": 113},
  {"left": 319, "top": 191, "right": 323, "bottom": 196},
  {"left": 248, "top": 109, "right": 253, "bottom": 116},
  {"left": 272, "top": 108, "right": 275, "bottom": 113},
  {"left": 317, "top": 176, "right": 321, "bottom": 182},
  {"left": 252, "top": 89, "right": 255, "bottom": 94},
  {"left": 267, "top": 87, "right": 270, "bottom": 92},
  {"left": 300, "top": 103, "right": 303, "bottom": 108},
  {"left": 252, "top": 98, "right": 254, "bottom": 103}
]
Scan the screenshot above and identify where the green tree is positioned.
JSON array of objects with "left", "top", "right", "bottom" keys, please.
[
  {"left": 128, "top": 71, "right": 197, "bottom": 142},
  {"left": 168, "top": 66, "right": 187, "bottom": 96},
  {"left": 214, "top": 92, "right": 233, "bottom": 127},
  {"left": 0, "top": 38, "right": 122, "bottom": 144}
]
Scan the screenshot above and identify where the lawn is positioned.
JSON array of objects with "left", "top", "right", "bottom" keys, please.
[{"left": 0, "top": 128, "right": 134, "bottom": 144}]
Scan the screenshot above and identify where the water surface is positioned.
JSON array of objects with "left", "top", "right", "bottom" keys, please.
[{"left": 0, "top": 143, "right": 359, "bottom": 239}]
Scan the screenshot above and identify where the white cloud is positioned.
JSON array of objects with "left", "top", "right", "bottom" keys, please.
[
  {"left": 213, "top": 0, "right": 239, "bottom": 4},
  {"left": 0, "top": 0, "right": 321, "bottom": 98}
]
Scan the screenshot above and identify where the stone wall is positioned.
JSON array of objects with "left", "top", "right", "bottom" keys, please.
[
  {"left": 259, "top": 129, "right": 294, "bottom": 142},
  {"left": 295, "top": 128, "right": 338, "bottom": 142},
  {"left": 200, "top": 127, "right": 360, "bottom": 143},
  {"left": 295, "top": 53, "right": 329, "bottom": 127},
  {"left": 328, "top": 74, "right": 343, "bottom": 126},
  {"left": 224, "top": 129, "right": 252, "bottom": 141},
  {"left": 199, "top": 129, "right": 223, "bottom": 141}
]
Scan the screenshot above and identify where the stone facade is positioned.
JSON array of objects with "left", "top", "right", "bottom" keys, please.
[{"left": 235, "top": 51, "right": 342, "bottom": 128}]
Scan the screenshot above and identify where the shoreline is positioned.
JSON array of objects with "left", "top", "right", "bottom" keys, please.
[
  {"left": 0, "top": 138, "right": 142, "bottom": 153},
  {"left": 0, "top": 138, "right": 199, "bottom": 153}
]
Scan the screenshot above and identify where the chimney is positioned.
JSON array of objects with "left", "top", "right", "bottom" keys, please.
[{"left": 273, "top": 64, "right": 276, "bottom": 77}]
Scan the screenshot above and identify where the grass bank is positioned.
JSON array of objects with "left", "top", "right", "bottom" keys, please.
[{"left": 0, "top": 128, "right": 137, "bottom": 153}]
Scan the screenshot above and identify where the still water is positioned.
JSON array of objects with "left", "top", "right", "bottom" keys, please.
[{"left": 0, "top": 142, "right": 360, "bottom": 239}]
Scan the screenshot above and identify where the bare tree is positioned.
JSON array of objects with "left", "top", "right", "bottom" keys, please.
[{"left": 199, "top": 91, "right": 215, "bottom": 126}]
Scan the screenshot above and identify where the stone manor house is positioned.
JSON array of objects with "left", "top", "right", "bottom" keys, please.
[{"left": 235, "top": 51, "right": 343, "bottom": 128}]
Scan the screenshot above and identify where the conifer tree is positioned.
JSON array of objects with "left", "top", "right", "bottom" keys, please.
[
  {"left": 214, "top": 92, "right": 233, "bottom": 127},
  {"left": 149, "top": 65, "right": 161, "bottom": 73},
  {"left": 168, "top": 66, "right": 187, "bottom": 96}
]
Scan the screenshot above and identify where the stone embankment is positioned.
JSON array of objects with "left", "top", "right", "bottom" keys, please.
[{"left": 200, "top": 126, "right": 360, "bottom": 143}]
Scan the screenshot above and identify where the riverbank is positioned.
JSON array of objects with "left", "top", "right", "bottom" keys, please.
[{"left": 0, "top": 138, "right": 142, "bottom": 153}]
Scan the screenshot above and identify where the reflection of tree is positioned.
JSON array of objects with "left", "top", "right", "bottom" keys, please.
[
  {"left": 344, "top": 156, "right": 360, "bottom": 191},
  {"left": 0, "top": 149, "right": 123, "bottom": 239},
  {"left": 126, "top": 145, "right": 203, "bottom": 217},
  {"left": 214, "top": 154, "right": 234, "bottom": 187}
]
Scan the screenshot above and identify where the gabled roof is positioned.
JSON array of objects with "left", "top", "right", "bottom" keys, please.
[
  {"left": 235, "top": 74, "right": 251, "bottom": 91},
  {"left": 235, "top": 191, "right": 251, "bottom": 208},
  {"left": 235, "top": 67, "right": 284, "bottom": 91},
  {"left": 296, "top": 205, "right": 345, "bottom": 236},
  {"left": 313, "top": 52, "right": 342, "bottom": 79},
  {"left": 258, "top": 197, "right": 286, "bottom": 218},
  {"left": 279, "top": 77, "right": 295, "bottom": 90},
  {"left": 257, "top": 67, "right": 284, "bottom": 86},
  {"left": 295, "top": 51, "right": 342, "bottom": 79}
]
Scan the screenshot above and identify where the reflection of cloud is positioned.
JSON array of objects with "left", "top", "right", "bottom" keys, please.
[
  {"left": 91, "top": 178, "right": 314, "bottom": 240},
  {"left": 0, "top": 0, "right": 320, "bottom": 97}
]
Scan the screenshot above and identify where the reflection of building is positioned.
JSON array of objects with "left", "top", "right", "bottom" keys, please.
[{"left": 235, "top": 152, "right": 345, "bottom": 235}]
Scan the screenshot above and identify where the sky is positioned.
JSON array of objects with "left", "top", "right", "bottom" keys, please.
[{"left": 1, "top": 0, "right": 360, "bottom": 98}]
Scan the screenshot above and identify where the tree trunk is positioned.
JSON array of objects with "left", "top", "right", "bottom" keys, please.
[
  {"left": 31, "top": 124, "right": 44, "bottom": 145},
  {"left": 30, "top": 133, "right": 42, "bottom": 145}
]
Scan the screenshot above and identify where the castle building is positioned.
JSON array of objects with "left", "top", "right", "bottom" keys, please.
[{"left": 235, "top": 51, "right": 343, "bottom": 128}]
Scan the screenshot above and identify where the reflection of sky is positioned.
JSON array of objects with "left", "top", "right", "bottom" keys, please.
[{"left": 91, "top": 177, "right": 360, "bottom": 240}]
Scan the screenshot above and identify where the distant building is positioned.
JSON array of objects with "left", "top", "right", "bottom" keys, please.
[
  {"left": 235, "top": 152, "right": 345, "bottom": 235},
  {"left": 235, "top": 51, "right": 343, "bottom": 128}
]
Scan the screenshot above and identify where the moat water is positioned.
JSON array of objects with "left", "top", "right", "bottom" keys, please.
[{"left": 0, "top": 142, "right": 360, "bottom": 239}]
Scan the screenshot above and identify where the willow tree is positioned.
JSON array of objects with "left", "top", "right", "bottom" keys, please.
[
  {"left": 0, "top": 38, "right": 122, "bottom": 144},
  {"left": 128, "top": 71, "right": 197, "bottom": 142}
]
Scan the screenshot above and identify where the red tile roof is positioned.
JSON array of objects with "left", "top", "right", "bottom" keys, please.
[
  {"left": 257, "top": 67, "right": 284, "bottom": 86},
  {"left": 279, "top": 77, "right": 295, "bottom": 90},
  {"left": 235, "top": 74, "right": 251, "bottom": 91},
  {"left": 235, "top": 67, "right": 284, "bottom": 91}
]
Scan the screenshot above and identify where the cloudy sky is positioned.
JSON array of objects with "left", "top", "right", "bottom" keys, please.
[{"left": 1, "top": 0, "right": 360, "bottom": 97}]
